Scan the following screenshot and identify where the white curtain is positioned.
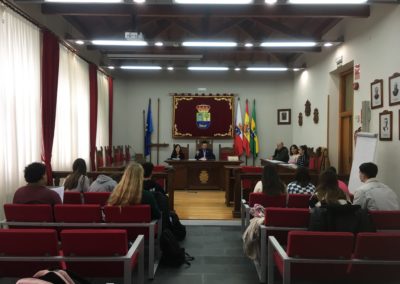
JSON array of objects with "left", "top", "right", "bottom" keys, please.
[
  {"left": 96, "top": 71, "right": 109, "bottom": 147},
  {"left": 52, "top": 45, "right": 90, "bottom": 171},
  {"left": 0, "top": 7, "right": 42, "bottom": 205}
]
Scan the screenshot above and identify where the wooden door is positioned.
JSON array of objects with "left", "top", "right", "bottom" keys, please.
[{"left": 339, "top": 69, "right": 354, "bottom": 175}]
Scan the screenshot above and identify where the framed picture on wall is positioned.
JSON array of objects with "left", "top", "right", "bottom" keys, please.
[
  {"left": 277, "top": 109, "right": 291, "bottom": 125},
  {"left": 370, "top": 79, "right": 383, "bottom": 109},
  {"left": 379, "top": 110, "right": 393, "bottom": 141},
  {"left": 389, "top": 72, "right": 400, "bottom": 106}
]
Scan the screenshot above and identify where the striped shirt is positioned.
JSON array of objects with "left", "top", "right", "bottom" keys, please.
[{"left": 287, "top": 181, "right": 315, "bottom": 195}]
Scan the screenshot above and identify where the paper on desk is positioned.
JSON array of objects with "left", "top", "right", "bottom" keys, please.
[{"left": 265, "top": 159, "right": 285, "bottom": 164}]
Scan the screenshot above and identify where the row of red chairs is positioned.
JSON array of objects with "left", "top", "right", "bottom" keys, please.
[
  {"left": 255, "top": 207, "right": 400, "bottom": 283},
  {"left": 2, "top": 204, "right": 160, "bottom": 279},
  {"left": 0, "top": 228, "right": 144, "bottom": 284},
  {"left": 64, "top": 191, "right": 110, "bottom": 205}
]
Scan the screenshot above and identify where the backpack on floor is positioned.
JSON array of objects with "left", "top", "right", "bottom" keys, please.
[
  {"left": 160, "top": 228, "right": 194, "bottom": 267},
  {"left": 170, "top": 211, "right": 186, "bottom": 241}
]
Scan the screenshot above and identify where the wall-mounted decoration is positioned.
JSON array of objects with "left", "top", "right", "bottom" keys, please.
[
  {"left": 277, "top": 109, "right": 291, "bottom": 125},
  {"left": 305, "top": 100, "right": 311, "bottom": 116},
  {"left": 389, "top": 72, "right": 400, "bottom": 106},
  {"left": 370, "top": 79, "right": 383, "bottom": 109},
  {"left": 379, "top": 110, "right": 392, "bottom": 141},
  {"left": 172, "top": 94, "right": 234, "bottom": 138},
  {"left": 313, "top": 108, "right": 319, "bottom": 124},
  {"left": 298, "top": 112, "right": 303, "bottom": 126}
]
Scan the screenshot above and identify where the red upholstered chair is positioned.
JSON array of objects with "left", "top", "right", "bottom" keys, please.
[
  {"left": 153, "top": 165, "right": 166, "bottom": 188},
  {"left": 54, "top": 204, "right": 102, "bottom": 223},
  {"left": 218, "top": 144, "right": 235, "bottom": 161},
  {"left": 63, "top": 191, "right": 82, "bottom": 204},
  {"left": 83, "top": 192, "right": 111, "bottom": 206},
  {"left": 0, "top": 229, "right": 60, "bottom": 277},
  {"left": 240, "top": 166, "right": 263, "bottom": 201},
  {"left": 125, "top": 145, "right": 131, "bottom": 162},
  {"left": 287, "top": 194, "right": 310, "bottom": 208},
  {"left": 105, "top": 146, "right": 113, "bottom": 165},
  {"left": 348, "top": 232, "right": 400, "bottom": 282},
  {"left": 370, "top": 210, "right": 400, "bottom": 231},
  {"left": 61, "top": 229, "right": 144, "bottom": 283},
  {"left": 96, "top": 146, "right": 104, "bottom": 170},
  {"left": 4, "top": 204, "right": 54, "bottom": 223},
  {"left": 268, "top": 231, "right": 354, "bottom": 284}
]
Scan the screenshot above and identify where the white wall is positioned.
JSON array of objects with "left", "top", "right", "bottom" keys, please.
[
  {"left": 113, "top": 71, "right": 294, "bottom": 165},
  {"left": 293, "top": 4, "right": 400, "bottom": 194}
]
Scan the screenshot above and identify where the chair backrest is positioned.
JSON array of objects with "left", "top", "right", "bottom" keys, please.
[
  {"left": 0, "top": 229, "right": 60, "bottom": 277},
  {"left": 179, "top": 144, "right": 189, "bottom": 160},
  {"left": 248, "top": 193, "right": 286, "bottom": 208},
  {"left": 219, "top": 144, "right": 235, "bottom": 160},
  {"left": 61, "top": 229, "right": 129, "bottom": 277},
  {"left": 349, "top": 232, "right": 400, "bottom": 281},
  {"left": 153, "top": 165, "right": 166, "bottom": 188},
  {"left": 4, "top": 204, "right": 54, "bottom": 222},
  {"left": 83, "top": 192, "right": 111, "bottom": 206},
  {"left": 196, "top": 139, "right": 213, "bottom": 152},
  {"left": 54, "top": 204, "right": 102, "bottom": 223},
  {"left": 370, "top": 210, "right": 400, "bottom": 230},
  {"left": 104, "top": 205, "right": 152, "bottom": 240},
  {"left": 285, "top": 231, "right": 354, "bottom": 281},
  {"left": 63, "top": 191, "right": 82, "bottom": 204},
  {"left": 96, "top": 146, "right": 104, "bottom": 169},
  {"left": 240, "top": 166, "right": 263, "bottom": 201},
  {"left": 287, "top": 194, "right": 310, "bottom": 208}
]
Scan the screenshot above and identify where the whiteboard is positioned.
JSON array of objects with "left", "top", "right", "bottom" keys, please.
[{"left": 348, "top": 133, "right": 378, "bottom": 193}]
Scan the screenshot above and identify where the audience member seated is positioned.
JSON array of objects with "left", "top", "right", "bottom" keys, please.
[
  {"left": 271, "top": 142, "right": 289, "bottom": 163},
  {"left": 326, "top": 166, "right": 350, "bottom": 197},
  {"left": 288, "top": 144, "right": 299, "bottom": 164},
  {"left": 253, "top": 164, "right": 286, "bottom": 196},
  {"left": 88, "top": 174, "right": 117, "bottom": 193},
  {"left": 170, "top": 144, "right": 185, "bottom": 160},
  {"left": 63, "top": 158, "right": 89, "bottom": 192},
  {"left": 353, "top": 162, "right": 400, "bottom": 211},
  {"left": 296, "top": 145, "right": 309, "bottom": 168},
  {"left": 107, "top": 162, "right": 161, "bottom": 220},
  {"left": 287, "top": 167, "right": 315, "bottom": 194},
  {"left": 13, "top": 162, "right": 61, "bottom": 205},
  {"left": 195, "top": 140, "right": 215, "bottom": 161}
]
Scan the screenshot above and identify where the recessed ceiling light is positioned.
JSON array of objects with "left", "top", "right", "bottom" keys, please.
[
  {"left": 45, "top": 0, "right": 123, "bottom": 2},
  {"left": 244, "top": 43, "right": 254, "bottom": 48},
  {"left": 182, "top": 41, "right": 237, "bottom": 47},
  {"left": 288, "top": 0, "right": 367, "bottom": 3},
  {"left": 246, "top": 67, "right": 288, "bottom": 72},
  {"left": 92, "top": 40, "right": 148, "bottom": 46},
  {"left": 133, "top": 0, "right": 145, "bottom": 3},
  {"left": 324, "top": 42, "right": 333, "bottom": 47},
  {"left": 167, "top": 67, "right": 174, "bottom": 71},
  {"left": 293, "top": 68, "right": 300, "bottom": 71},
  {"left": 108, "top": 66, "right": 115, "bottom": 70},
  {"left": 260, "top": 41, "right": 317, "bottom": 47},
  {"left": 155, "top": 42, "right": 164, "bottom": 47},
  {"left": 75, "top": 40, "right": 84, "bottom": 45},
  {"left": 121, "top": 66, "right": 162, "bottom": 70},
  {"left": 174, "top": 0, "right": 252, "bottom": 4},
  {"left": 188, "top": 67, "right": 229, "bottom": 71},
  {"left": 234, "top": 68, "right": 241, "bottom": 71},
  {"left": 265, "top": 0, "right": 277, "bottom": 4}
]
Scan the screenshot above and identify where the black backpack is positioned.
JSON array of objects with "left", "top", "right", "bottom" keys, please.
[
  {"left": 160, "top": 229, "right": 194, "bottom": 267},
  {"left": 170, "top": 211, "right": 186, "bottom": 241}
]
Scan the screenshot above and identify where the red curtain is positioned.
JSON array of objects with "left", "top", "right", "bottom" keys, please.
[
  {"left": 108, "top": 76, "right": 113, "bottom": 147},
  {"left": 41, "top": 31, "right": 60, "bottom": 185},
  {"left": 89, "top": 64, "right": 98, "bottom": 171}
]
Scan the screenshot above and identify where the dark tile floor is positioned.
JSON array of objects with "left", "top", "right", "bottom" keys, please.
[{"left": 148, "top": 225, "right": 259, "bottom": 284}]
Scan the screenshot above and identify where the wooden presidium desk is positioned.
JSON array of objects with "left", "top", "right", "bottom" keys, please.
[{"left": 165, "top": 160, "right": 242, "bottom": 190}]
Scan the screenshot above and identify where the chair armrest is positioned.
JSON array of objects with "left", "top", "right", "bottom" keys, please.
[{"left": 127, "top": 235, "right": 144, "bottom": 259}]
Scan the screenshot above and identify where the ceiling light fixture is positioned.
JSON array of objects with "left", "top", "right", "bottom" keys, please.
[
  {"left": 155, "top": 42, "right": 164, "bottom": 47},
  {"left": 234, "top": 68, "right": 241, "bottom": 71},
  {"left": 244, "top": 43, "right": 254, "bottom": 48},
  {"left": 188, "top": 67, "right": 229, "bottom": 71},
  {"left": 107, "top": 54, "right": 203, "bottom": 60},
  {"left": 293, "top": 68, "right": 300, "bottom": 71},
  {"left": 182, "top": 41, "right": 237, "bottom": 47},
  {"left": 324, "top": 42, "right": 333, "bottom": 47},
  {"left": 265, "top": 0, "right": 277, "bottom": 4},
  {"left": 288, "top": 0, "right": 367, "bottom": 4},
  {"left": 121, "top": 66, "right": 162, "bottom": 70},
  {"left": 133, "top": 0, "right": 145, "bottom": 3},
  {"left": 167, "top": 67, "right": 174, "bottom": 71},
  {"left": 108, "top": 66, "right": 115, "bottom": 70},
  {"left": 45, "top": 0, "right": 123, "bottom": 3},
  {"left": 92, "top": 40, "right": 148, "bottom": 46},
  {"left": 174, "top": 0, "right": 252, "bottom": 4},
  {"left": 75, "top": 40, "right": 84, "bottom": 45},
  {"left": 260, "top": 41, "right": 317, "bottom": 47},
  {"left": 246, "top": 67, "right": 288, "bottom": 72}
]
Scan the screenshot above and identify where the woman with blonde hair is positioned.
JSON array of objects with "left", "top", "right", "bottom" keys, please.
[{"left": 108, "top": 162, "right": 160, "bottom": 219}]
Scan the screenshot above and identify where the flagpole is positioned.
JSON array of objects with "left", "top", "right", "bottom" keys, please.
[
  {"left": 253, "top": 98, "right": 256, "bottom": 166},
  {"left": 156, "top": 98, "right": 160, "bottom": 165},
  {"left": 142, "top": 109, "right": 146, "bottom": 161}
]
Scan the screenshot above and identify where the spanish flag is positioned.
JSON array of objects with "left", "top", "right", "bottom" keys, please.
[{"left": 243, "top": 99, "right": 250, "bottom": 157}]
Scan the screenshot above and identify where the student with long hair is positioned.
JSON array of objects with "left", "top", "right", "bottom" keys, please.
[
  {"left": 108, "top": 162, "right": 160, "bottom": 219},
  {"left": 63, "top": 158, "right": 89, "bottom": 192},
  {"left": 287, "top": 167, "right": 315, "bottom": 194},
  {"left": 296, "top": 145, "right": 309, "bottom": 168},
  {"left": 253, "top": 165, "right": 286, "bottom": 196}
]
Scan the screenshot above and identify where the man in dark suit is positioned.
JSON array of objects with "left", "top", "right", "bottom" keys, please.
[{"left": 195, "top": 140, "right": 216, "bottom": 160}]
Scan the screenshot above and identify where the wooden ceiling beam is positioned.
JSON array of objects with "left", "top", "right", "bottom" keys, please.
[
  {"left": 41, "top": 4, "right": 370, "bottom": 18},
  {"left": 253, "top": 18, "right": 309, "bottom": 39}
]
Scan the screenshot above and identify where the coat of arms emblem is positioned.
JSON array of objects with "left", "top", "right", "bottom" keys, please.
[{"left": 196, "top": 104, "right": 211, "bottom": 129}]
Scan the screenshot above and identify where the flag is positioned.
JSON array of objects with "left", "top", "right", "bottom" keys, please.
[
  {"left": 144, "top": 99, "right": 153, "bottom": 157},
  {"left": 243, "top": 99, "right": 250, "bottom": 157},
  {"left": 234, "top": 99, "right": 243, "bottom": 156},
  {"left": 250, "top": 99, "right": 259, "bottom": 158}
]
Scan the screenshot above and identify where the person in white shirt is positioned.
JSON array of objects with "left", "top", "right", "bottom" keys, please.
[{"left": 353, "top": 162, "right": 400, "bottom": 211}]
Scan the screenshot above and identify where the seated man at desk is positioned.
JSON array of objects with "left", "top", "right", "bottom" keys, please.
[
  {"left": 272, "top": 142, "right": 289, "bottom": 163},
  {"left": 195, "top": 140, "right": 216, "bottom": 161}
]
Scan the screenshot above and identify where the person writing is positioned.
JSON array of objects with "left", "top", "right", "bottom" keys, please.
[
  {"left": 195, "top": 140, "right": 215, "bottom": 161},
  {"left": 170, "top": 144, "right": 185, "bottom": 160},
  {"left": 271, "top": 142, "right": 289, "bottom": 163}
]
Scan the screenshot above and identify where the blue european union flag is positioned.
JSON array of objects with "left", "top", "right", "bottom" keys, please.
[{"left": 145, "top": 99, "right": 153, "bottom": 156}]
